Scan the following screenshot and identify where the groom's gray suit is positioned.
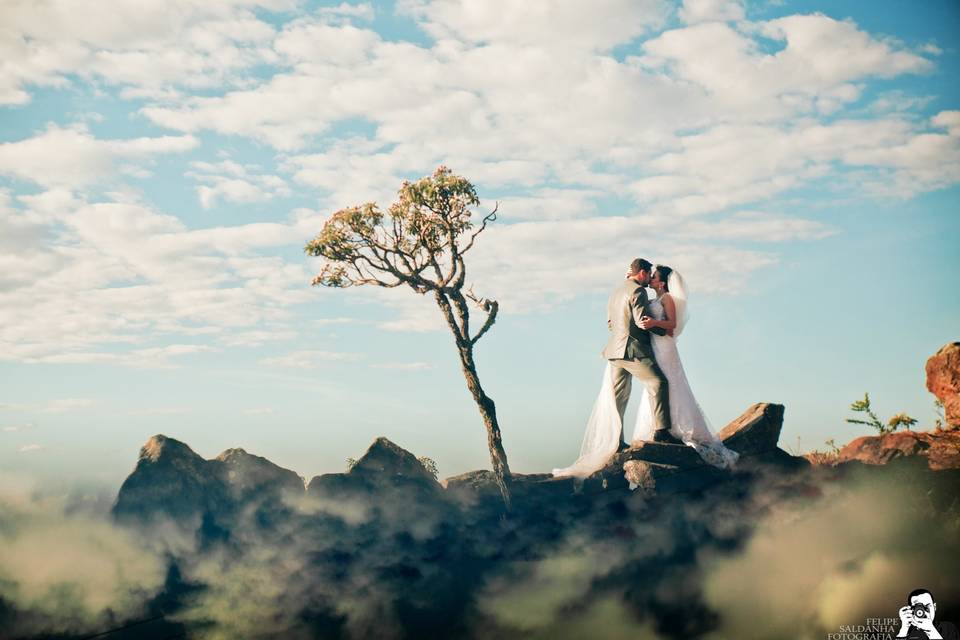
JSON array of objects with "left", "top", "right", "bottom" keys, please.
[{"left": 601, "top": 278, "right": 672, "bottom": 438}]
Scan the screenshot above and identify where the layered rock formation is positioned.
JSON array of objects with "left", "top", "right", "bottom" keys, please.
[{"left": 927, "top": 341, "right": 960, "bottom": 429}]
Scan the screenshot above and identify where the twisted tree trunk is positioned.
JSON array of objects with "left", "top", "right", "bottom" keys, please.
[
  {"left": 455, "top": 343, "right": 512, "bottom": 510},
  {"left": 434, "top": 291, "right": 512, "bottom": 510}
]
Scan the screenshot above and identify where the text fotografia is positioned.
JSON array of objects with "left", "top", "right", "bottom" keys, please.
[{"left": 827, "top": 618, "right": 898, "bottom": 640}]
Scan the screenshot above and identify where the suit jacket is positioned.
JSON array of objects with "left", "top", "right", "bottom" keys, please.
[{"left": 601, "top": 278, "right": 666, "bottom": 360}]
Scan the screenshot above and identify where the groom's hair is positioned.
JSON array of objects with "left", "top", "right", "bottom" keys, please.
[{"left": 629, "top": 258, "right": 653, "bottom": 275}]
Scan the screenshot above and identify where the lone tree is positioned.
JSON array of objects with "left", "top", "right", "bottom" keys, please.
[{"left": 304, "top": 166, "right": 512, "bottom": 508}]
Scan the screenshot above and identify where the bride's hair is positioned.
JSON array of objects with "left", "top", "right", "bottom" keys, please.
[{"left": 655, "top": 265, "right": 673, "bottom": 291}]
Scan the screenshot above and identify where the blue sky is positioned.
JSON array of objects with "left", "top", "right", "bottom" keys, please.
[{"left": 1, "top": 0, "right": 957, "bottom": 489}]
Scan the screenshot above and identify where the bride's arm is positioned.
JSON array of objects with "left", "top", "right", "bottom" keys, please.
[{"left": 640, "top": 295, "right": 677, "bottom": 335}]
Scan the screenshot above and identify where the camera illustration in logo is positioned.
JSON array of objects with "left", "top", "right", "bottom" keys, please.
[{"left": 897, "top": 588, "right": 958, "bottom": 640}]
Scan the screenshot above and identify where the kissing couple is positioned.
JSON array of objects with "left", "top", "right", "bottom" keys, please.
[{"left": 553, "top": 258, "right": 739, "bottom": 479}]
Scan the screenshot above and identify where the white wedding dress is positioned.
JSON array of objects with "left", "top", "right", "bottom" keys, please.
[
  {"left": 552, "top": 272, "right": 738, "bottom": 479},
  {"left": 631, "top": 296, "right": 739, "bottom": 470}
]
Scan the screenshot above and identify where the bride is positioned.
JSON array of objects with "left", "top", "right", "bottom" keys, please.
[{"left": 552, "top": 265, "right": 738, "bottom": 478}]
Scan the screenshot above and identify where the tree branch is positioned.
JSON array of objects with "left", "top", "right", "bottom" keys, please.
[
  {"left": 465, "top": 287, "right": 499, "bottom": 345},
  {"left": 434, "top": 290, "right": 467, "bottom": 343},
  {"left": 460, "top": 203, "right": 498, "bottom": 255}
]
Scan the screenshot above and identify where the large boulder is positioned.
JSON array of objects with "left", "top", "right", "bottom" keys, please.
[
  {"left": 717, "top": 403, "right": 785, "bottom": 456},
  {"left": 926, "top": 342, "right": 960, "bottom": 430}
]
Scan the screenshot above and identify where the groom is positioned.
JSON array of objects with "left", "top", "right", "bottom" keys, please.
[{"left": 602, "top": 258, "right": 679, "bottom": 447}]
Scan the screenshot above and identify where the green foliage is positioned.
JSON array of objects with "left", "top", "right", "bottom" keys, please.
[
  {"left": 846, "top": 392, "right": 917, "bottom": 435},
  {"left": 887, "top": 413, "right": 918, "bottom": 430},
  {"left": 346, "top": 457, "right": 358, "bottom": 471},
  {"left": 934, "top": 398, "right": 945, "bottom": 430},
  {"left": 417, "top": 456, "right": 439, "bottom": 480},
  {"left": 304, "top": 166, "right": 491, "bottom": 293},
  {"left": 805, "top": 438, "right": 843, "bottom": 466}
]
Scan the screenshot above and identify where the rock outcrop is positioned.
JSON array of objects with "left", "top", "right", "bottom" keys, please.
[
  {"left": 113, "top": 435, "right": 305, "bottom": 535},
  {"left": 114, "top": 403, "right": 807, "bottom": 528},
  {"left": 307, "top": 436, "right": 442, "bottom": 499},
  {"left": 216, "top": 447, "right": 305, "bottom": 496},
  {"left": 926, "top": 342, "right": 960, "bottom": 429},
  {"left": 717, "top": 402, "right": 785, "bottom": 455},
  {"left": 837, "top": 429, "right": 960, "bottom": 470},
  {"left": 113, "top": 435, "right": 231, "bottom": 522}
]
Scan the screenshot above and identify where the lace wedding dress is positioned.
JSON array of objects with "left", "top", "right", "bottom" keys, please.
[{"left": 631, "top": 297, "right": 739, "bottom": 470}]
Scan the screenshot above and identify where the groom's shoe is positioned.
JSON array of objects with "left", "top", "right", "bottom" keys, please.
[{"left": 652, "top": 429, "right": 684, "bottom": 446}]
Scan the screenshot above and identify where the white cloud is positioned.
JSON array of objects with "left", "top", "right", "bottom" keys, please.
[
  {"left": 1, "top": 2, "right": 954, "bottom": 350},
  {"left": 675, "top": 211, "right": 836, "bottom": 242},
  {"left": 275, "top": 14, "right": 380, "bottom": 64},
  {"left": 260, "top": 350, "right": 360, "bottom": 369},
  {"left": 0, "top": 0, "right": 290, "bottom": 105},
  {"left": 628, "top": 115, "right": 959, "bottom": 215},
  {"left": 639, "top": 15, "right": 930, "bottom": 119},
  {"left": 399, "top": 0, "right": 670, "bottom": 50},
  {"left": 218, "top": 328, "right": 298, "bottom": 347},
  {"left": 0, "top": 123, "right": 197, "bottom": 188},
  {"left": 18, "top": 444, "right": 44, "bottom": 453},
  {"left": 493, "top": 189, "right": 602, "bottom": 221},
  {"left": 467, "top": 216, "right": 780, "bottom": 310},
  {"left": 0, "top": 191, "right": 315, "bottom": 365},
  {"left": 188, "top": 159, "right": 291, "bottom": 209},
  {"left": 678, "top": 0, "right": 745, "bottom": 24},
  {"left": 317, "top": 3, "right": 375, "bottom": 21}
]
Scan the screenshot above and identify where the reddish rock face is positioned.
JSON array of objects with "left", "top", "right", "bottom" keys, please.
[
  {"left": 926, "top": 342, "right": 960, "bottom": 430},
  {"left": 838, "top": 430, "right": 960, "bottom": 470}
]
